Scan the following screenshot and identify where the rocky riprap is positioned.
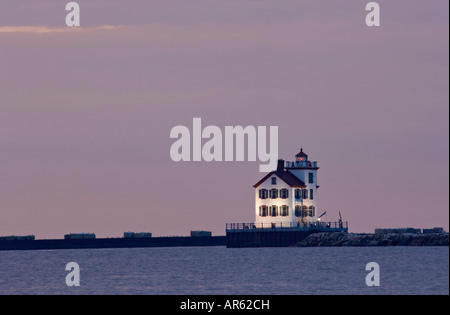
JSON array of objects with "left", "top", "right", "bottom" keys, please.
[{"left": 295, "top": 232, "right": 449, "bottom": 247}]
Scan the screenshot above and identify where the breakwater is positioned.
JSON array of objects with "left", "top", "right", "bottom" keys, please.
[
  {"left": 295, "top": 232, "right": 449, "bottom": 247},
  {"left": 0, "top": 236, "right": 226, "bottom": 252}
]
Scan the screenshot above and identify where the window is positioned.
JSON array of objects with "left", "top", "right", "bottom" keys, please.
[
  {"left": 270, "top": 189, "right": 278, "bottom": 199},
  {"left": 280, "top": 188, "right": 289, "bottom": 199},
  {"left": 295, "top": 205, "right": 303, "bottom": 217},
  {"left": 302, "top": 189, "right": 308, "bottom": 199},
  {"left": 281, "top": 205, "right": 289, "bottom": 217},
  {"left": 310, "top": 189, "right": 314, "bottom": 200},
  {"left": 295, "top": 189, "right": 302, "bottom": 200},
  {"left": 308, "top": 173, "right": 314, "bottom": 184},
  {"left": 270, "top": 206, "right": 278, "bottom": 217},
  {"left": 259, "top": 206, "right": 268, "bottom": 217},
  {"left": 310, "top": 206, "right": 315, "bottom": 217},
  {"left": 303, "top": 205, "right": 309, "bottom": 217},
  {"left": 303, "top": 206, "right": 315, "bottom": 217},
  {"left": 271, "top": 177, "right": 277, "bottom": 185},
  {"left": 259, "top": 189, "right": 268, "bottom": 199}
]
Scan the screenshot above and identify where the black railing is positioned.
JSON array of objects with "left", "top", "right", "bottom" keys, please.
[{"left": 226, "top": 221, "right": 348, "bottom": 231}]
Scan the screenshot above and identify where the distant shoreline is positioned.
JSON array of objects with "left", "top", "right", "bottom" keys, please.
[{"left": 295, "top": 232, "right": 449, "bottom": 247}]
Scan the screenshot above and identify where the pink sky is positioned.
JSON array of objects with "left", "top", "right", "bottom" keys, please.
[{"left": 0, "top": 0, "right": 448, "bottom": 238}]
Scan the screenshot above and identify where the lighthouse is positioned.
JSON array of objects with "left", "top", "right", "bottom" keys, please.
[
  {"left": 226, "top": 148, "right": 347, "bottom": 247},
  {"left": 253, "top": 148, "right": 319, "bottom": 228}
]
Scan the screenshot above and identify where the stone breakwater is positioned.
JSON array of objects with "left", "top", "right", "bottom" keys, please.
[{"left": 295, "top": 232, "right": 449, "bottom": 247}]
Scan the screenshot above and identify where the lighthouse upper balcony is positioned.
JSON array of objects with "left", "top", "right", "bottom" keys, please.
[{"left": 285, "top": 161, "right": 318, "bottom": 169}]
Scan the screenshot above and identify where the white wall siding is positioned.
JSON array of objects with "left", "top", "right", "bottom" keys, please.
[{"left": 255, "top": 175, "right": 294, "bottom": 227}]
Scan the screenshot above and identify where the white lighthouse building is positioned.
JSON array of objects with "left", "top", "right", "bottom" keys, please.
[{"left": 253, "top": 148, "right": 319, "bottom": 228}]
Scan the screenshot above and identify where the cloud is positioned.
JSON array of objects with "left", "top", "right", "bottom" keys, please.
[{"left": 0, "top": 25, "right": 121, "bottom": 34}]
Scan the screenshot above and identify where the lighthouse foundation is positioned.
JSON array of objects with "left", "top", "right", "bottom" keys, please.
[{"left": 226, "top": 222, "right": 348, "bottom": 248}]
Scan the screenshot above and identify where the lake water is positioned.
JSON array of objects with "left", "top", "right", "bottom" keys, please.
[{"left": 0, "top": 246, "right": 448, "bottom": 295}]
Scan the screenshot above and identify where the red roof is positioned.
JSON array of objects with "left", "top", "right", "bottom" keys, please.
[
  {"left": 253, "top": 169, "right": 306, "bottom": 188},
  {"left": 295, "top": 148, "right": 308, "bottom": 158}
]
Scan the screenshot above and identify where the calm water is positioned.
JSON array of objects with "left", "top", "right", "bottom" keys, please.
[{"left": 0, "top": 246, "right": 448, "bottom": 295}]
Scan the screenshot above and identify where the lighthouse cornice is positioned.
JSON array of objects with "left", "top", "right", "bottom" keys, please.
[{"left": 285, "top": 166, "right": 320, "bottom": 170}]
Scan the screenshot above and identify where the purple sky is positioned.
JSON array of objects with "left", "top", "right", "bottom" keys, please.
[{"left": 0, "top": 0, "right": 448, "bottom": 238}]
